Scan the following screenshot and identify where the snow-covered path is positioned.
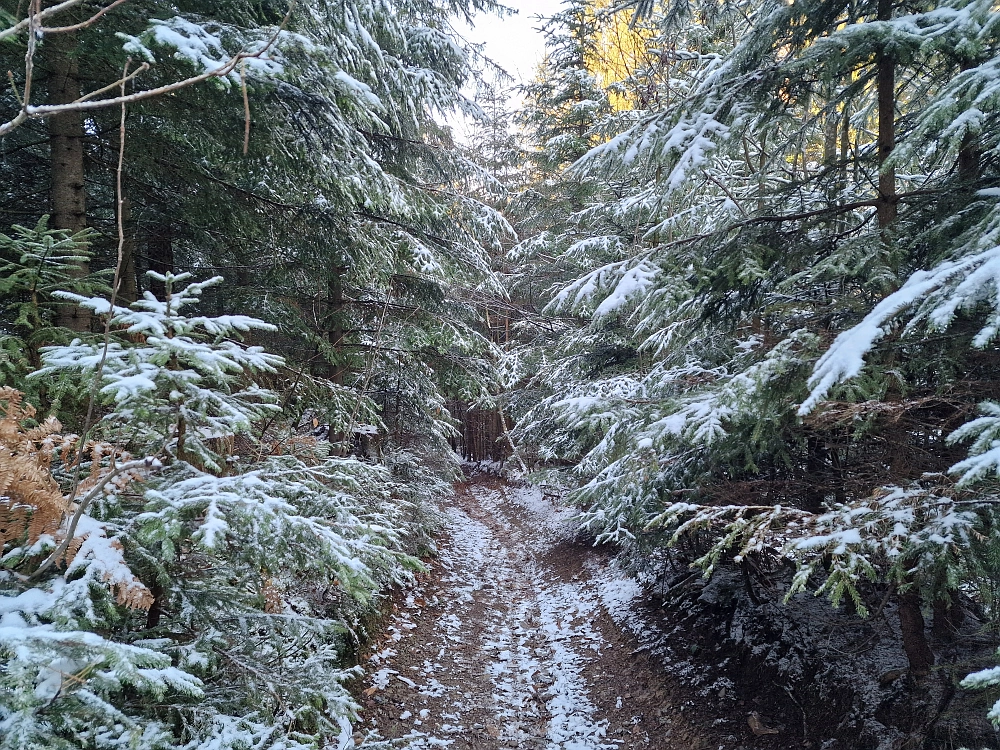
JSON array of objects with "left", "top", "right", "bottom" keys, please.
[{"left": 354, "top": 476, "right": 708, "bottom": 749}]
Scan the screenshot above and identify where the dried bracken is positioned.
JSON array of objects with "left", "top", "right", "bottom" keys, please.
[
  {"left": 0, "top": 388, "right": 151, "bottom": 610},
  {"left": 262, "top": 575, "right": 284, "bottom": 614},
  {"left": 0, "top": 386, "right": 69, "bottom": 550}
]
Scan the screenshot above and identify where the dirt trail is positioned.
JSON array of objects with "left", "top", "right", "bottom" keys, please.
[{"left": 355, "top": 476, "right": 722, "bottom": 749}]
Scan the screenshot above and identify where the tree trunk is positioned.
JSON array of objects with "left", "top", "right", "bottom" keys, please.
[
  {"left": 822, "top": 82, "right": 839, "bottom": 169},
  {"left": 329, "top": 267, "right": 345, "bottom": 385},
  {"left": 48, "top": 32, "right": 90, "bottom": 331},
  {"left": 326, "top": 265, "right": 349, "bottom": 451},
  {"left": 145, "top": 580, "right": 165, "bottom": 629},
  {"left": 876, "top": 0, "right": 897, "bottom": 229},
  {"left": 147, "top": 224, "right": 174, "bottom": 300},
  {"left": 958, "top": 133, "right": 980, "bottom": 185},
  {"left": 898, "top": 589, "right": 934, "bottom": 678},
  {"left": 957, "top": 64, "right": 979, "bottom": 185},
  {"left": 803, "top": 435, "right": 829, "bottom": 513},
  {"left": 840, "top": 103, "right": 851, "bottom": 173},
  {"left": 932, "top": 590, "right": 965, "bottom": 639}
]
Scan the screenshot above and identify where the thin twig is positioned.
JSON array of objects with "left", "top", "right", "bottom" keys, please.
[
  {"left": 241, "top": 59, "right": 251, "bottom": 155},
  {"left": 21, "top": 0, "right": 39, "bottom": 110},
  {"left": 111, "top": 60, "right": 130, "bottom": 310},
  {"left": 41, "top": 0, "right": 130, "bottom": 33},
  {"left": 75, "top": 62, "right": 149, "bottom": 103},
  {"left": 703, "top": 170, "right": 748, "bottom": 216},
  {"left": 0, "top": 0, "right": 80, "bottom": 43},
  {"left": 30, "top": 458, "right": 157, "bottom": 579}
]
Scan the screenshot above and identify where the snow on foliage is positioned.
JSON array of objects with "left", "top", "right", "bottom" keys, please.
[
  {"left": 38, "top": 273, "right": 282, "bottom": 472},
  {"left": 962, "top": 657, "right": 1000, "bottom": 725},
  {"left": 1, "top": 269, "right": 453, "bottom": 747},
  {"left": 0, "top": 0, "right": 508, "bottom": 742},
  {"left": 548, "top": 259, "right": 660, "bottom": 318},
  {"left": 1, "top": 423, "right": 429, "bottom": 749},
  {"left": 504, "top": 0, "right": 1000, "bottom": 733},
  {"left": 580, "top": 105, "right": 731, "bottom": 191},
  {"left": 119, "top": 15, "right": 306, "bottom": 84},
  {"left": 636, "top": 482, "right": 985, "bottom": 617},
  {"left": 800, "top": 242, "right": 1000, "bottom": 415}
]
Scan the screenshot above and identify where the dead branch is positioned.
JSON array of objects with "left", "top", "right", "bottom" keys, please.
[
  {"left": 40, "top": 0, "right": 131, "bottom": 34},
  {"left": 0, "top": 1, "right": 296, "bottom": 138},
  {"left": 0, "top": 0, "right": 82, "bottom": 43},
  {"left": 30, "top": 458, "right": 159, "bottom": 580}
]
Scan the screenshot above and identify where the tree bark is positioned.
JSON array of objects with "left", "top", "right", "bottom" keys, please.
[
  {"left": 145, "top": 580, "right": 164, "bottom": 629},
  {"left": 48, "top": 32, "right": 90, "bottom": 331},
  {"left": 325, "top": 264, "right": 350, "bottom": 450},
  {"left": 956, "top": 63, "right": 980, "bottom": 185},
  {"left": 803, "top": 435, "right": 830, "bottom": 513},
  {"left": 822, "top": 82, "right": 839, "bottom": 169},
  {"left": 957, "top": 133, "right": 980, "bottom": 185},
  {"left": 329, "top": 267, "right": 345, "bottom": 385},
  {"left": 876, "top": 0, "right": 897, "bottom": 228},
  {"left": 840, "top": 103, "right": 851, "bottom": 171},
  {"left": 898, "top": 589, "right": 934, "bottom": 677},
  {"left": 147, "top": 224, "right": 174, "bottom": 300},
  {"left": 932, "top": 590, "right": 965, "bottom": 639}
]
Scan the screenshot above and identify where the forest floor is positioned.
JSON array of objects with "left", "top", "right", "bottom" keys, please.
[{"left": 352, "top": 473, "right": 760, "bottom": 750}]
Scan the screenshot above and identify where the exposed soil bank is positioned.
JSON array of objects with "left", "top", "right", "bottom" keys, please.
[{"left": 636, "top": 562, "right": 1000, "bottom": 749}]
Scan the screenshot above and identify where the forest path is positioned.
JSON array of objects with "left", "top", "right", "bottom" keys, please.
[{"left": 355, "top": 474, "right": 713, "bottom": 750}]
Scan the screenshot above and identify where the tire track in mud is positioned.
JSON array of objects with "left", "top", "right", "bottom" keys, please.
[{"left": 354, "top": 477, "right": 716, "bottom": 750}]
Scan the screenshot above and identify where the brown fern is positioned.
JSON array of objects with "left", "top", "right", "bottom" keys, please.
[
  {"left": 0, "top": 387, "right": 68, "bottom": 551},
  {"left": 0, "top": 388, "right": 151, "bottom": 611},
  {"left": 262, "top": 575, "right": 284, "bottom": 614}
]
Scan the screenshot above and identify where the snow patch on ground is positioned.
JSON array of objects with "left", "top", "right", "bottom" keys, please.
[{"left": 358, "top": 481, "right": 661, "bottom": 749}]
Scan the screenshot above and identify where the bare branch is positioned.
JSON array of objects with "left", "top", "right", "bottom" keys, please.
[
  {"left": 40, "top": 0, "right": 131, "bottom": 34},
  {"left": 29, "top": 458, "right": 160, "bottom": 580},
  {"left": 0, "top": 0, "right": 82, "bottom": 43},
  {"left": 241, "top": 59, "right": 251, "bottom": 155},
  {"left": 0, "top": 0, "right": 297, "bottom": 138},
  {"left": 22, "top": 0, "right": 40, "bottom": 109},
  {"left": 76, "top": 61, "right": 149, "bottom": 103}
]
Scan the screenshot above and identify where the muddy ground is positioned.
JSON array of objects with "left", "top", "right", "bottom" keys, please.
[{"left": 354, "top": 476, "right": 772, "bottom": 749}]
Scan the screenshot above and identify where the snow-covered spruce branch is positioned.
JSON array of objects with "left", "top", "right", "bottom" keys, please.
[
  {"left": 646, "top": 501, "right": 810, "bottom": 577},
  {"left": 643, "top": 486, "right": 984, "bottom": 613},
  {"left": 800, "top": 222, "right": 1000, "bottom": 416},
  {"left": 962, "top": 658, "right": 1000, "bottom": 726},
  {"left": 0, "top": 1, "right": 296, "bottom": 138},
  {"left": 29, "top": 456, "right": 162, "bottom": 580}
]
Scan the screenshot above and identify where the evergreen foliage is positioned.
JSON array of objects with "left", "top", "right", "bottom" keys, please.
[
  {"left": 38, "top": 272, "right": 282, "bottom": 471},
  {"left": 0, "top": 1, "right": 504, "bottom": 745},
  {"left": 0, "top": 219, "right": 109, "bottom": 392},
  {"left": 0, "top": 281, "right": 430, "bottom": 748},
  {"left": 2, "top": 0, "right": 1000, "bottom": 738},
  {"left": 504, "top": 0, "right": 1000, "bottom": 705}
]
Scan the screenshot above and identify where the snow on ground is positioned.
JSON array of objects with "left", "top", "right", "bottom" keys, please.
[{"left": 354, "top": 478, "right": 703, "bottom": 749}]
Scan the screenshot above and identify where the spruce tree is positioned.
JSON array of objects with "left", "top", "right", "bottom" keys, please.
[
  {"left": 0, "top": 1, "right": 510, "bottom": 744},
  {"left": 508, "top": 0, "right": 1000, "bottom": 686}
]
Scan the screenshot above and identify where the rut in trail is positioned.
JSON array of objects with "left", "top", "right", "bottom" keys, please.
[{"left": 355, "top": 475, "right": 714, "bottom": 750}]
